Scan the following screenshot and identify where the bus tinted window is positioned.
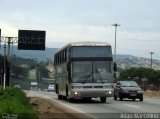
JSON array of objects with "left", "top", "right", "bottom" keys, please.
[
  {"left": 72, "top": 61, "right": 113, "bottom": 83},
  {"left": 71, "top": 46, "right": 112, "bottom": 57}
]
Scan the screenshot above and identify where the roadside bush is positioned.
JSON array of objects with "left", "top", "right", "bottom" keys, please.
[{"left": 0, "top": 86, "right": 38, "bottom": 119}]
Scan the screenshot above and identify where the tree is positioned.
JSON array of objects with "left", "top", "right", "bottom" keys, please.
[
  {"left": 12, "top": 65, "right": 29, "bottom": 79},
  {"left": 119, "top": 67, "right": 160, "bottom": 82},
  {"left": 36, "top": 65, "right": 49, "bottom": 80}
]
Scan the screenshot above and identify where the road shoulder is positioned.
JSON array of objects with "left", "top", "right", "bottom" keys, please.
[{"left": 29, "top": 97, "right": 95, "bottom": 119}]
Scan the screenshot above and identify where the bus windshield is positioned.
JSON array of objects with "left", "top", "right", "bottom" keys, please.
[{"left": 72, "top": 61, "right": 113, "bottom": 83}]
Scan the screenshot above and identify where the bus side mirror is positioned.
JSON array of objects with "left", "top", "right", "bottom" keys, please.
[{"left": 113, "top": 62, "right": 117, "bottom": 71}]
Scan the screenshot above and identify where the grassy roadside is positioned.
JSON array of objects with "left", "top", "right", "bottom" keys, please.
[{"left": 0, "top": 86, "right": 38, "bottom": 119}]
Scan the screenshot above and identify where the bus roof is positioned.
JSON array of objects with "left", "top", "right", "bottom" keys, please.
[{"left": 58, "top": 41, "right": 111, "bottom": 52}]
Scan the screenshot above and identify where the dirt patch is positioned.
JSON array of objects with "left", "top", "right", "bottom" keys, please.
[
  {"left": 29, "top": 97, "right": 94, "bottom": 119},
  {"left": 144, "top": 91, "right": 160, "bottom": 98}
]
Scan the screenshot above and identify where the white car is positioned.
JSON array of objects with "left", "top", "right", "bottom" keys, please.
[{"left": 48, "top": 85, "right": 55, "bottom": 92}]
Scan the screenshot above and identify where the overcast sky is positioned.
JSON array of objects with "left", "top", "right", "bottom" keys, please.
[{"left": 0, "top": 0, "right": 160, "bottom": 59}]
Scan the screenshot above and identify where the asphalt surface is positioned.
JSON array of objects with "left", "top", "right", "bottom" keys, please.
[{"left": 26, "top": 90, "right": 160, "bottom": 119}]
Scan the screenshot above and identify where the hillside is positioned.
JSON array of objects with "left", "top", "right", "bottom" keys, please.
[
  {"left": 0, "top": 46, "right": 160, "bottom": 69},
  {"left": 0, "top": 46, "right": 58, "bottom": 61},
  {"left": 117, "top": 55, "right": 160, "bottom": 70}
]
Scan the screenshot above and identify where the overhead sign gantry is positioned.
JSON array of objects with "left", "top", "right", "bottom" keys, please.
[
  {"left": 18, "top": 30, "right": 46, "bottom": 50},
  {"left": 0, "top": 29, "right": 46, "bottom": 90}
]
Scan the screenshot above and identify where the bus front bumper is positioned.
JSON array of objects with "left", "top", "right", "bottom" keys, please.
[{"left": 70, "top": 89, "right": 113, "bottom": 98}]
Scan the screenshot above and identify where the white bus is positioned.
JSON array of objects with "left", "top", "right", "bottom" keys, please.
[{"left": 54, "top": 41, "right": 117, "bottom": 102}]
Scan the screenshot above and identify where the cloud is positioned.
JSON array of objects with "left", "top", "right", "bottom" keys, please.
[
  {"left": 46, "top": 24, "right": 115, "bottom": 48},
  {"left": 0, "top": 0, "right": 160, "bottom": 59},
  {"left": 0, "top": 21, "right": 17, "bottom": 37}
]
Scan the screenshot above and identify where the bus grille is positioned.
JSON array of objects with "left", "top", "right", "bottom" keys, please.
[
  {"left": 82, "top": 86, "right": 103, "bottom": 88},
  {"left": 94, "top": 86, "right": 103, "bottom": 88},
  {"left": 83, "top": 86, "right": 92, "bottom": 88}
]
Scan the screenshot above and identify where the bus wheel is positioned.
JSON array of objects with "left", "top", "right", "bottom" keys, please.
[
  {"left": 58, "top": 95, "right": 62, "bottom": 100},
  {"left": 56, "top": 84, "right": 58, "bottom": 94},
  {"left": 66, "top": 85, "right": 73, "bottom": 102},
  {"left": 56, "top": 85, "right": 62, "bottom": 100},
  {"left": 100, "top": 97, "right": 106, "bottom": 103},
  {"left": 66, "top": 85, "right": 68, "bottom": 97},
  {"left": 67, "top": 97, "right": 74, "bottom": 102}
]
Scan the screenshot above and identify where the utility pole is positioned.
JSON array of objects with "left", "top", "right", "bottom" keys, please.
[
  {"left": 112, "top": 23, "right": 120, "bottom": 82},
  {"left": 150, "top": 52, "right": 154, "bottom": 68},
  {"left": 112, "top": 23, "right": 120, "bottom": 62},
  {"left": 3, "top": 43, "right": 7, "bottom": 90},
  {"left": 1, "top": 36, "right": 17, "bottom": 89}
]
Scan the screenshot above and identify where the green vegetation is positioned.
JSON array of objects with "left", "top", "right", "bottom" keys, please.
[
  {"left": 11, "top": 78, "right": 31, "bottom": 90},
  {"left": 119, "top": 67, "right": 160, "bottom": 82},
  {"left": 11, "top": 78, "right": 48, "bottom": 90},
  {"left": 11, "top": 55, "right": 53, "bottom": 80},
  {"left": 118, "top": 67, "right": 160, "bottom": 91},
  {"left": 29, "top": 70, "right": 37, "bottom": 80},
  {"left": 0, "top": 55, "right": 54, "bottom": 90},
  {"left": 0, "top": 86, "right": 38, "bottom": 119}
]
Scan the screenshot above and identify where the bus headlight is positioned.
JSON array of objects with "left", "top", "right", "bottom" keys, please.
[
  {"left": 106, "top": 91, "right": 112, "bottom": 94},
  {"left": 74, "top": 92, "right": 81, "bottom": 97},
  {"left": 75, "top": 92, "right": 78, "bottom": 95}
]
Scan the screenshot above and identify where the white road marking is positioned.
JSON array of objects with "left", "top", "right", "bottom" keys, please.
[{"left": 125, "top": 104, "right": 140, "bottom": 108}]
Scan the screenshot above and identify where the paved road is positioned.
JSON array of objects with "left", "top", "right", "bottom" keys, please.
[{"left": 26, "top": 90, "right": 160, "bottom": 119}]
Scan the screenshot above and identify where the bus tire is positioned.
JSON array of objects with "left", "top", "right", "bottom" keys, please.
[
  {"left": 68, "top": 98, "right": 74, "bottom": 102},
  {"left": 66, "top": 85, "right": 73, "bottom": 102},
  {"left": 66, "top": 85, "right": 68, "bottom": 97},
  {"left": 58, "top": 95, "right": 62, "bottom": 100},
  {"left": 56, "top": 84, "right": 58, "bottom": 94},
  {"left": 100, "top": 97, "right": 106, "bottom": 103},
  {"left": 56, "top": 84, "right": 62, "bottom": 100}
]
